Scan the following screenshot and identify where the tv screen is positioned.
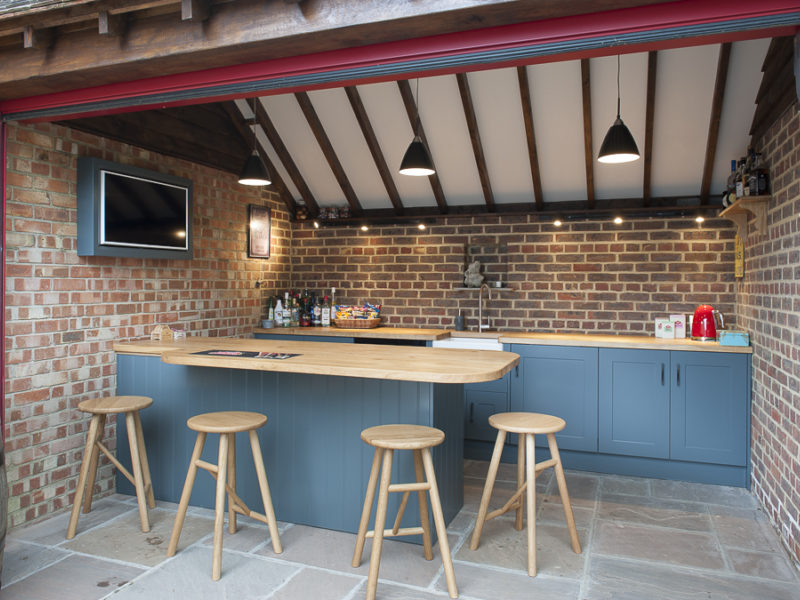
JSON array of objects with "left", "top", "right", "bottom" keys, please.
[
  {"left": 100, "top": 170, "right": 189, "bottom": 250},
  {"left": 77, "top": 157, "right": 193, "bottom": 259}
]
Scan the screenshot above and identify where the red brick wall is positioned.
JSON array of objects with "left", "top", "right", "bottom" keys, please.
[
  {"left": 291, "top": 216, "right": 737, "bottom": 333},
  {"left": 3, "top": 121, "right": 291, "bottom": 528},
  {"left": 740, "top": 100, "right": 800, "bottom": 564}
]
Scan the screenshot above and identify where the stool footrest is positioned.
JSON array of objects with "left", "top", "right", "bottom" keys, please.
[
  {"left": 388, "top": 482, "right": 429, "bottom": 493},
  {"left": 366, "top": 526, "right": 426, "bottom": 539},
  {"left": 195, "top": 459, "right": 219, "bottom": 474},
  {"left": 535, "top": 458, "right": 558, "bottom": 472},
  {"left": 96, "top": 440, "right": 135, "bottom": 486}
]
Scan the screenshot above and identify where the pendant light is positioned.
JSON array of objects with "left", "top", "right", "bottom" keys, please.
[
  {"left": 598, "top": 55, "right": 640, "bottom": 164},
  {"left": 238, "top": 97, "right": 271, "bottom": 186},
  {"left": 399, "top": 79, "right": 435, "bottom": 176}
]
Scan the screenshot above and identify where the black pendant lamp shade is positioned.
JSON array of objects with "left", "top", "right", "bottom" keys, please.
[
  {"left": 598, "top": 56, "right": 640, "bottom": 164},
  {"left": 399, "top": 136, "right": 435, "bottom": 176},
  {"left": 238, "top": 98, "right": 271, "bottom": 186}
]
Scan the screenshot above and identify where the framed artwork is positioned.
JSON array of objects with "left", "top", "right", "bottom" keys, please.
[{"left": 248, "top": 204, "right": 271, "bottom": 258}]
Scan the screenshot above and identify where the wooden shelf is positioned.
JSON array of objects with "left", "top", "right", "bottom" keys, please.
[
  {"left": 719, "top": 195, "right": 769, "bottom": 239},
  {"left": 453, "top": 286, "right": 516, "bottom": 292}
]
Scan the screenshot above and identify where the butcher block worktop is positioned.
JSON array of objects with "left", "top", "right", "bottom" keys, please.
[
  {"left": 113, "top": 336, "right": 519, "bottom": 384},
  {"left": 497, "top": 332, "right": 753, "bottom": 353}
]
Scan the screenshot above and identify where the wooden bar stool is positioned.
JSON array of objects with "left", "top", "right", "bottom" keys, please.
[
  {"left": 167, "top": 411, "right": 282, "bottom": 581},
  {"left": 469, "top": 412, "right": 581, "bottom": 577},
  {"left": 67, "top": 395, "right": 155, "bottom": 539},
  {"left": 352, "top": 424, "right": 458, "bottom": 600}
]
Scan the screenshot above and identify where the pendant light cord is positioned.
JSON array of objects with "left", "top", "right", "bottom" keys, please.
[
  {"left": 616, "top": 55, "right": 621, "bottom": 119},
  {"left": 251, "top": 97, "right": 258, "bottom": 153},
  {"left": 414, "top": 78, "right": 421, "bottom": 135}
]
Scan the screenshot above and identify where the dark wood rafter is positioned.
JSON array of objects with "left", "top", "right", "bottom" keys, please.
[
  {"left": 699, "top": 42, "right": 731, "bottom": 205},
  {"left": 397, "top": 79, "right": 449, "bottom": 213},
  {"left": 580, "top": 58, "right": 595, "bottom": 209},
  {"left": 456, "top": 72, "right": 495, "bottom": 210},
  {"left": 252, "top": 98, "right": 320, "bottom": 216},
  {"left": 642, "top": 51, "right": 657, "bottom": 206},
  {"left": 220, "top": 101, "right": 298, "bottom": 216},
  {"left": 98, "top": 10, "right": 126, "bottom": 36},
  {"left": 516, "top": 65, "right": 543, "bottom": 211},
  {"left": 181, "top": 0, "right": 211, "bottom": 21},
  {"left": 750, "top": 36, "right": 796, "bottom": 142},
  {"left": 22, "top": 24, "right": 53, "bottom": 48},
  {"left": 344, "top": 86, "right": 404, "bottom": 216},
  {"left": 295, "top": 91, "right": 363, "bottom": 215}
]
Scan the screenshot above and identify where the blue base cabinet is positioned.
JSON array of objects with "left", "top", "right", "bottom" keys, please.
[
  {"left": 510, "top": 345, "right": 598, "bottom": 452},
  {"left": 464, "top": 372, "right": 511, "bottom": 441},
  {"left": 599, "top": 349, "right": 670, "bottom": 458}
]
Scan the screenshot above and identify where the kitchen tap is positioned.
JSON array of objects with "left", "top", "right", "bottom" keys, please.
[{"left": 478, "top": 283, "right": 493, "bottom": 332}]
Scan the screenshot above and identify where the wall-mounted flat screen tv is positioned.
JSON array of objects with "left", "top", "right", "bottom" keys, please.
[{"left": 77, "top": 157, "right": 193, "bottom": 259}]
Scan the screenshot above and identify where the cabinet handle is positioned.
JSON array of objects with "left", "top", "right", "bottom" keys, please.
[
  {"left": 515, "top": 365, "right": 519, "bottom": 377},
  {"left": 676, "top": 364, "right": 680, "bottom": 386},
  {"left": 661, "top": 363, "right": 665, "bottom": 386},
  {"left": 469, "top": 403, "right": 475, "bottom": 423}
]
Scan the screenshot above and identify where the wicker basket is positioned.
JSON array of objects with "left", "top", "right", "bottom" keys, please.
[{"left": 333, "top": 318, "right": 381, "bottom": 329}]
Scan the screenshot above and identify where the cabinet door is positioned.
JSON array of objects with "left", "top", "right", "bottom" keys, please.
[
  {"left": 670, "top": 351, "right": 748, "bottom": 466},
  {"left": 464, "top": 373, "right": 510, "bottom": 441},
  {"left": 599, "top": 348, "right": 670, "bottom": 458},
  {"left": 510, "top": 345, "right": 598, "bottom": 451}
]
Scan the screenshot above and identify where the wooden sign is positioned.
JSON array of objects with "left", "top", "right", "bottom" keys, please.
[{"left": 734, "top": 233, "right": 744, "bottom": 278}]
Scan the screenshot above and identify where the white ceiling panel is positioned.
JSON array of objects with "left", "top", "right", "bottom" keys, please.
[
  {"left": 420, "top": 74, "right": 484, "bottom": 207},
  {"left": 260, "top": 93, "right": 343, "bottom": 207},
  {"left": 527, "top": 60, "right": 587, "bottom": 203},
  {"left": 650, "top": 44, "right": 720, "bottom": 198},
  {"left": 306, "top": 87, "right": 393, "bottom": 210},
  {"left": 711, "top": 38, "right": 771, "bottom": 198},
  {"left": 592, "top": 52, "right": 648, "bottom": 200},
  {"left": 356, "top": 81, "right": 432, "bottom": 208},
  {"left": 467, "top": 68, "right": 534, "bottom": 205}
]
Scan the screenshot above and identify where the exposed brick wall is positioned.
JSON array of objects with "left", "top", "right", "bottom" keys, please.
[
  {"left": 3, "top": 121, "right": 291, "bottom": 528},
  {"left": 740, "top": 100, "right": 800, "bottom": 564},
  {"left": 290, "top": 215, "right": 737, "bottom": 334}
]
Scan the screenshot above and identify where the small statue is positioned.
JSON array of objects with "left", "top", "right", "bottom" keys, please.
[{"left": 464, "top": 260, "right": 484, "bottom": 288}]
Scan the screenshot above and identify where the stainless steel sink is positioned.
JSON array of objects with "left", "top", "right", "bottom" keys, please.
[{"left": 432, "top": 337, "right": 503, "bottom": 351}]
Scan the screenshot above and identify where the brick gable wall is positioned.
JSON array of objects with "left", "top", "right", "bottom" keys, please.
[
  {"left": 740, "top": 100, "right": 800, "bottom": 564},
  {"left": 3, "top": 121, "right": 291, "bottom": 528}
]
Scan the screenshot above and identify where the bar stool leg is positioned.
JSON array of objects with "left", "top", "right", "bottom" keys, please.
[
  {"left": 525, "top": 433, "right": 536, "bottom": 576},
  {"left": 366, "top": 449, "right": 394, "bottom": 600},
  {"left": 353, "top": 447, "right": 383, "bottom": 568},
  {"left": 167, "top": 432, "right": 207, "bottom": 557},
  {"left": 82, "top": 414, "right": 106, "bottom": 515},
  {"left": 547, "top": 432, "right": 581, "bottom": 554},
  {"left": 67, "top": 414, "right": 102, "bottom": 539},
  {"left": 515, "top": 435, "right": 525, "bottom": 530},
  {"left": 248, "top": 430, "right": 282, "bottom": 554},
  {"left": 227, "top": 434, "right": 237, "bottom": 534},
  {"left": 133, "top": 410, "right": 156, "bottom": 509},
  {"left": 211, "top": 433, "right": 230, "bottom": 581},
  {"left": 412, "top": 450, "right": 434, "bottom": 560},
  {"left": 421, "top": 448, "right": 458, "bottom": 599},
  {"left": 126, "top": 411, "right": 151, "bottom": 533},
  {"left": 470, "top": 429, "right": 506, "bottom": 550}
]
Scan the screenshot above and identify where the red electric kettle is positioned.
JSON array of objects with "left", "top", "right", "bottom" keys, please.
[{"left": 691, "top": 305, "right": 724, "bottom": 341}]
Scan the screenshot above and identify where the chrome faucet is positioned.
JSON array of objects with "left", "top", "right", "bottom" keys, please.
[{"left": 478, "top": 283, "right": 493, "bottom": 332}]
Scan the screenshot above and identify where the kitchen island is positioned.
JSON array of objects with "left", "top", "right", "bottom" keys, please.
[{"left": 113, "top": 336, "right": 519, "bottom": 537}]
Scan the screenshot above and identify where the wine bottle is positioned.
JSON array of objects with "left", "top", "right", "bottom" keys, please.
[{"left": 322, "top": 295, "right": 331, "bottom": 327}]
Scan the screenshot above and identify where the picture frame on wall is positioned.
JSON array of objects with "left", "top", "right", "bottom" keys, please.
[{"left": 248, "top": 205, "right": 271, "bottom": 258}]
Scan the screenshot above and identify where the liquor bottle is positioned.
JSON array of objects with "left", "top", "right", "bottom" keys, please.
[
  {"left": 724, "top": 159, "right": 737, "bottom": 206},
  {"left": 283, "top": 292, "right": 291, "bottom": 327},
  {"left": 312, "top": 296, "right": 322, "bottom": 326},
  {"left": 750, "top": 152, "right": 769, "bottom": 196},
  {"left": 290, "top": 296, "right": 300, "bottom": 327},
  {"left": 321, "top": 295, "right": 331, "bottom": 327},
  {"left": 274, "top": 298, "right": 283, "bottom": 327},
  {"left": 735, "top": 158, "right": 746, "bottom": 198},
  {"left": 267, "top": 296, "right": 274, "bottom": 321}
]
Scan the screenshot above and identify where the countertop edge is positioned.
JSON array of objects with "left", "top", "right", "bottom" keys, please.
[{"left": 498, "top": 334, "right": 753, "bottom": 353}]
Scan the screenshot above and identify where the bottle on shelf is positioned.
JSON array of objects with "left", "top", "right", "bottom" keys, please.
[
  {"left": 724, "top": 159, "right": 737, "bottom": 206},
  {"left": 749, "top": 152, "right": 769, "bottom": 196},
  {"left": 735, "top": 157, "right": 746, "bottom": 198},
  {"left": 321, "top": 295, "right": 331, "bottom": 327},
  {"left": 267, "top": 296, "right": 274, "bottom": 321},
  {"left": 274, "top": 297, "right": 283, "bottom": 327},
  {"left": 283, "top": 292, "right": 291, "bottom": 327},
  {"left": 313, "top": 296, "right": 322, "bottom": 326},
  {"left": 290, "top": 295, "right": 300, "bottom": 327}
]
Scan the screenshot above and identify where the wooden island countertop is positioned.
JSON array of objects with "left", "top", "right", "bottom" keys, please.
[{"left": 113, "top": 336, "right": 519, "bottom": 384}]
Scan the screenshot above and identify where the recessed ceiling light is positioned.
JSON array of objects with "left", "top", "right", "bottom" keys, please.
[
  {"left": 613, "top": 216, "right": 623, "bottom": 224},
  {"left": 553, "top": 219, "right": 562, "bottom": 227},
  {"left": 313, "top": 221, "right": 320, "bottom": 229},
  {"left": 417, "top": 223, "right": 426, "bottom": 230},
  {"left": 360, "top": 225, "right": 369, "bottom": 232},
  {"left": 695, "top": 216, "right": 705, "bottom": 223}
]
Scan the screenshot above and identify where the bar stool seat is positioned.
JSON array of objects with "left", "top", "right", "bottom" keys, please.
[
  {"left": 67, "top": 395, "right": 155, "bottom": 539},
  {"left": 167, "top": 410, "right": 281, "bottom": 581},
  {"left": 470, "top": 412, "right": 581, "bottom": 577},
  {"left": 353, "top": 424, "right": 458, "bottom": 600}
]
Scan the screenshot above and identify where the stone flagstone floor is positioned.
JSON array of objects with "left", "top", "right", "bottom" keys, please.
[{"left": 2, "top": 460, "right": 798, "bottom": 599}]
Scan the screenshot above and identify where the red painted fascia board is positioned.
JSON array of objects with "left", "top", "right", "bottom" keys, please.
[{"left": 1, "top": 0, "right": 799, "bottom": 118}]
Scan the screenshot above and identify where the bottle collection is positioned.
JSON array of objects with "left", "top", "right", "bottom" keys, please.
[
  {"left": 723, "top": 148, "right": 769, "bottom": 207},
  {"left": 266, "top": 288, "right": 335, "bottom": 328}
]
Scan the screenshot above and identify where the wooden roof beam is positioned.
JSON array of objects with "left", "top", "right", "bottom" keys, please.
[
  {"left": 699, "top": 42, "right": 731, "bottom": 205},
  {"left": 98, "top": 10, "right": 127, "bottom": 36},
  {"left": 456, "top": 72, "right": 495, "bottom": 210},
  {"left": 397, "top": 79, "right": 449, "bottom": 214},
  {"left": 221, "top": 101, "right": 298, "bottom": 217},
  {"left": 181, "top": 0, "right": 211, "bottom": 22},
  {"left": 581, "top": 58, "right": 595, "bottom": 209},
  {"left": 642, "top": 51, "right": 657, "bottom": 206},
  {"left": 517, "top": 66, "right": 543, "bottom": 211},
  {"left": 345, "top": 86, "right": 404, "bottom": 216},
  {"left": 252, "top": 98, "right": 320, "bottom": 216},
  {"left": 295, "top": 91, "right": 363, "bottom": 216}
]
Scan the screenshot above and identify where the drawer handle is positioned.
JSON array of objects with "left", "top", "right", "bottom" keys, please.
[
  {"left": 661, "top": 363, "right": 665, "bottom": 386},
  {"left": 469, "top": 403, "right": 475, "bottom": 424},
  {"left": 676, "top": 364, "right": 680, "bottom": 386}
]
